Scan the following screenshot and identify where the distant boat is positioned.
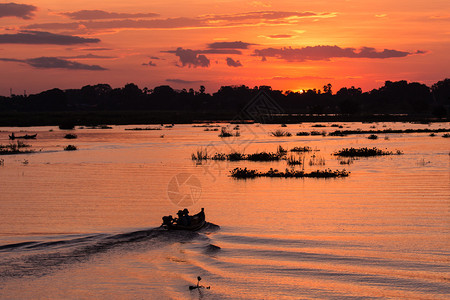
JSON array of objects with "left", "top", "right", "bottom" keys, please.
[
  {"left": 9, "top": 134, "right": 37, "bottom": 140},
  {"left": 162, "top": 208, "right": 206, "bottom": 231}
]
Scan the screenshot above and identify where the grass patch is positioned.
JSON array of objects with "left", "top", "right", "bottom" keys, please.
[
  {"left": 271, "top": 130, "right": 291, "bottom": 137},
  {"left": 334, "top": 147, "right": 402, "bottom": 157},
  {"left": 64, "top": 145, "right": 77, "bottom": 151},
  {"left": 290, "top": 146, "right": 312, "bottom": 152},
  {"left": 230, "top": 167, "right": 349, "bottom": 179},
  {"left": 0, "top": 141, "right": 34, "bottom": 155},
  {"left": 296, "top": 132, "right": 310, "bottom": 136},
  {"left": 64, "top": 133, "right": 77, "bottom": 139}
]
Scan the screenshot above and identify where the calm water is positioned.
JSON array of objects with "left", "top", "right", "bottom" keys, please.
[{"left": 0, "top": 122, "right": 449, "bottom": 299}]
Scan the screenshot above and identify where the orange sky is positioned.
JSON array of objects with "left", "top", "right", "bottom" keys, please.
[{"left": 0, "top": 0, "right": 449, "bottom": 96}]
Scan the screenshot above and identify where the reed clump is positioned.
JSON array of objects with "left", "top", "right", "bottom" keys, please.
[
  {"left": 64, "top": 133, "right": 77, "bottom": 139},
  {"left": 271, "top": 130, "right": 292, "bottom": 137},
  {"left": 296, "top": 132, "right": 310, "bottom": 136},
  {"left": 64, "top": 145, "right": 77, "bottom": 151},
  {"left": 230, "top": 167, "right": 349, "bottom": 179},
  {"left": 290, "top": 146, "right": 312, "bottom": 152},
  {"left": 334, "top": 147, "right": 403, "bottom": 157},
  {"left": 0, "top": 141, "right": 34, "bottom": 155},
  {"left": 367, "top": 134, "right": 378, "bottom": 140}
]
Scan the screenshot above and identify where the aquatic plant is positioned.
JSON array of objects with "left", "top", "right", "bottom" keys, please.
[
  {"left": 219, "top": 127, "right": 234, "bottom": 137},
  {"left": 64, "top": 133, "right": 77, "bottom": 139},
  {"left": 125, "top": 127, "right": 161, "bottom": 131},
  {"left": 286, "top": 154, "right": 304, "bottom": 166},
  {"left": 310, "top": 131, "right": 323, "bottom": 136},
  {"left": 443, "top": 133, "right": 450, "bottom": 138},
  {"left": 271, "top": 130, "right": 292, "bottom": 137},
  {"left": 277, "top": 145, "right": 288, "bottom": 155},
  {"left": 0, "top": 141, "right": 34, "bottom": 155},
  {"left": 309, "top": 154, "right": 326, "bottom": 166},
  {"left": 192, "top": 148, "right": 209, "bottom": 161},
  {"left": 290, "top": 146, "right": 312, "bottom": 152},
  {"left": 0, "top": 158, "right": 4, "bottom": 166},
  {"left": 64, "top": 145, "right": 77, "bottom": 151},
  {"left": 339, "top": 158, "right": 354, "bottom": 165},
  {"left": 367, "top": 134, "right": 378, "bottom": 140},
  {"left": 247, "top": 151, "right": 282, "bottom": 161},
  {"left": 334, "top": 147, "right": 403, "bottom": 157},
  {"left": 230, "top": 167, "right": 349, "bottom": 179},
  {"left": 228, "top": 151, "right": 246, "bottom": 161},
  {"left": 329, "top": 128, "right": 450, "bottom": 136},
  {"left": 311, "top": 124, "right": 326, "bottom": 127},
  {"left": 296, "top": 132, "right": 310, "bottom": 136}
]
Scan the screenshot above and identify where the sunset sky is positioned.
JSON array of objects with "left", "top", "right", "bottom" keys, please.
[{"left": 0, "top": 0, "right": 449, "bottom": 96}]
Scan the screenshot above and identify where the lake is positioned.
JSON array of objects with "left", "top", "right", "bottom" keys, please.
[{"left": 0, "top": 122, "right": 449, "bottom": 299}]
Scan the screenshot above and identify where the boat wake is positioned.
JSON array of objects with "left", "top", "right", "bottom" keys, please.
[{"left": 0, "top": 222, "right": 220, "bottom": 279}]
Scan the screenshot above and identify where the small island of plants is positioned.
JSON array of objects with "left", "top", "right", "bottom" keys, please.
[{"left": 230, "top": 167, "right": 349, "bottom": 179}]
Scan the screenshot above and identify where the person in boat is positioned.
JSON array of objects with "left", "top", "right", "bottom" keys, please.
[{"left": 183, "top": 208, "right": 191, "bottom": 226}]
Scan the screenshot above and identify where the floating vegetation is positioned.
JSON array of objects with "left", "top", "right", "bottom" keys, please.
[
  {"left": 429, "top": 133, "right": 436, "bottom": 137},
  {"left": 329, "top": 128, "right": 450, "bottom": 136},
  {"left": 125, "top": 127, "right": 161, "bottom": 131},
  {"left": 204, "top": 128, "right": 219, "bottom": 131},
  {"left": 64, "top": 133, "right": 77, "bottom": 139},
  {"left": 290, "top": 146, "right": 312, "bottom": 152},
  {"left": 271, "top": 130, "right": 291, "bottom": 137},
  {"left": 193, "top": 124, "right": 221, "bottom": 128},
  {"left": 0, "top": 158, "right": 4, "bottom": 166},
  {"left": 367, "top": 134, "right": 378, "bottom": 140},
  {"left": 339, "top": 158, "right": 354, "bottom": 165},
  {"left": 280, "top": 124, "right": 287, "bottom": 127},
  {"left": 192, "top": 148, "right": 209, "bottom": 161},
  {"left": 64, "top": 145, "right": 77, "bottom": 151},
  {"left": 87, "top": 125, "right": 113, "bottom": 129},
  {"left": 193, "top": 148, "right": 286, "bottom": 162},
  {"left": 219, "top": 127, "right": 239, "bottom": 137},
  {"left": 0, "top": 141, "right": 34, "bottom": 155},
  {"left": 296, "top": 131, "right": 310, "bottom": 136},
  {"left": 443, "top": 133, "right": 450, "bottom": 138},
  {"left": 310, "top": 131, "right": 324, "bottom": 136},
  {"left": 334, "top": 147, "right": 403, "bottom": 157},
  {"left": 309, "top": 154, "right": 326, "bottom": 166},
  {"left": 286, "top": 154, "right": 304, "bottom": 166},
  {"left": 311, "top": 124, "right": 326, "bottom": 127},
  {"left": 277, "top": 145, "right": 288, "bottom": 155},
  {"left": 230, "top": 167, "right": 349, "bottom": 179}
]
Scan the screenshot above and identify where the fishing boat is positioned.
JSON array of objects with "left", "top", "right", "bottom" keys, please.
[
  {"left": 9, "top": 134, "right": 37, "bottom": 140},
  {"left": 162, "top": 208, "right": 206, "bottom": 231}
]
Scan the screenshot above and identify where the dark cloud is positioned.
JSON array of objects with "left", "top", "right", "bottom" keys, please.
[
  {"left": 172, "top": 48, "right": 210, "bottom": 68},
  {"left": 201, "top": 49, "right": 242, "bottom": 54},
  {"left": 23, "top": 10, "right": 334, "bottom": 33},
  {"left": 142, "top": 61, "right": 157, "bottom": 67},
  {"left": 207, "top": 41, "right": 255, "bottom": 49},
  {"left": 58, "top": 54, "right": 114, "bottom": 59},
  {"left": 0, "top": 31, "right": 100, "bottom": 45},
  {"left": 254, "top": 45, "right": 414, "bottom": 62},
  {"left": 226, "top": 57, "right": 243, "bottom": 67},
  {"left": 166, "top": 79, "right": 205, "bottom": 84},
  {"left": 0, "top": 3, "right": 37, "bottom": 19},
  {"left": 61, "top": 10, "right": 159, "bottom": 20},
  {"left": 0, "top": 56, "right": 107, "bottom": 70},
  {"left": 79, "top": 47, "right": 113, "bottom": 51}
]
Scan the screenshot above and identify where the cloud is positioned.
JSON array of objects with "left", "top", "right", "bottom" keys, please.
[
  {"left": 171, "top": 48, "right": 210, "bottom": 68},
  {"left": 254, "top": 45, "right": 414, "bottom": 62},
  {"left": 265, "top": 34, "right": 294, "bottom": 39},
  {"left": 201, "top": 49, "right": 242, "bottom": 54},
  {"left": 61, "top": 10, "right": 159, "bottom": 20},
  {"left": 23, "top": 10, "right": 336, "bottom": 33},
  {"left": 142, "top": 61, "right": 157, "bottom": 67},
  {"left": 226, "top": 57, "right": 243, "bottom": 67},
  {"left": 207, "top": 41, "right": 255, "bottom": 49},
  {"left": 166, "top": 78, "right": 205, "bottom": 84},
  {"left": 58, "top": 53, "right": 114, "bottom": 59},
  {"left": 0, "top": 3, "right": 37, "bottom": 19},
  {"left": 0, "top": 31, "right": 100, "bottom": 45},
  {"left": 0, "top": 56, "right": 107, "bottom": 70}
]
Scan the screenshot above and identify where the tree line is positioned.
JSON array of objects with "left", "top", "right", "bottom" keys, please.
[{"left": 1, "top": 79, "right": 449, "bottom": 118}]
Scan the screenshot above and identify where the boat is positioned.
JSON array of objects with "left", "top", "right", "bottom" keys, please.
[
  {"left": 162, "top": 208, "right": 206, "bottom": 231},
  {"left": 9, "top": 134, "right": 37, "bottom": 140}
]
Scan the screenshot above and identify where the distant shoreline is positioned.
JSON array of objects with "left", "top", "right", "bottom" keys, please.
[{"left": 0, "top": 111, "right": 448, "bottom": 127}]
